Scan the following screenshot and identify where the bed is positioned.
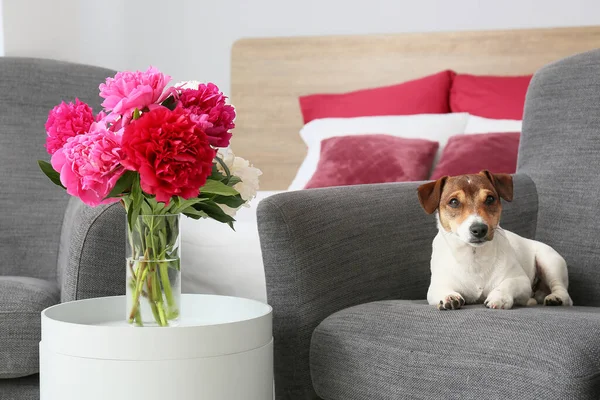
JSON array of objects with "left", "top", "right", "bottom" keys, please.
[{"left": 181, "top": 25, "right": 600, "bottom": 302}]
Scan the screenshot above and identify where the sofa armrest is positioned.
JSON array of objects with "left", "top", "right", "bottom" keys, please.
[
  {"left": 257, "top": 174, "right": 538, "bottom": 399},
  {"left": 57, "top": 198, "right": 126, "bottom": 302}
]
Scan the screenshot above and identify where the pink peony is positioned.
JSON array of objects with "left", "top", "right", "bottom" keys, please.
[
  {"left": 51, "top": 126, "right": 126, "bottom": 207},
  {"left": 99, "top": 66, "right": 170, "bottom": 119},
  {"left": 45, "top": 99, "right": 95, "bottom": 155},
  {"left": 177, "top": 83, "right": 235, "bottom": 147},
  {"left": 122, "top": 106, "right": 215, "bottom": 204}
]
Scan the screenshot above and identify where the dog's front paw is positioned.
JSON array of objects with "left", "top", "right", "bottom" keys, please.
[
  {"left": 544, "top": 293, "right": 572, "bottom": 306},
  {"left": 437, "top": 293, "right": 465, "bottom": 310},
  {"left": 484, "top": 292, "right": 514, "bottom": 310}
]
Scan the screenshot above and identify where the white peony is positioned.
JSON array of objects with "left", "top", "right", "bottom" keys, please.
[
  {"left": 173, "top": 80, "right": 201, "bottom": 89},
  {"left": 216, "top": 148, "right": 262, "bottom": 217}
]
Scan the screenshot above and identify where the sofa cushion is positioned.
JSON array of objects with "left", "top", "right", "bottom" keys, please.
[
  {"left": 311, "top": 300, "right": 600, "bottom": 400},
  {"left": 0, "top": 276, "right": 60, "bottom": 378},
  {"left": 0, "top": 374, "right": 39, "bottom": 399}
]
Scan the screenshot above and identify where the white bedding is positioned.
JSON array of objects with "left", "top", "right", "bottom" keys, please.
[{"left": 181, "top": 190, "right": 283, "bottom": 303}]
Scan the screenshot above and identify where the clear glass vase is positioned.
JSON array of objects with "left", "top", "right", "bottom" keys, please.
[{"left": 126, "top": 214, "right": 181, "bottom": 327}]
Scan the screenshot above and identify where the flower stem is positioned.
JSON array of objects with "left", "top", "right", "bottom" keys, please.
[
  {"left": 134, "top": 308, "right": 143, "bottom": 326},
  {"left": 159, "top": 262, "right": 177, "bottom": 317},
  {"left": 128, "top": 262, "right": 148, "bottom": 322},
  {"left": 157, "top": 302, "right": 168, "bottom": 326},
  {"left": 127, "top": 213, "right": 180, "bottom": 327},
  {"left": 215, "top": 156, "right": 231, "bottom": 179},
  {"left": 147, "top": 267, "right": 162, "bottom": 325},
  {"left": 152, "top": 267, "right": 168, "bottom": 326}
]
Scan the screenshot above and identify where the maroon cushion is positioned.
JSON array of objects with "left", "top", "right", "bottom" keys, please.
[
  {"left": 299, "top": 70, "right": 455, "bottom": 124},
  {"left": 430, "top": 132, "right": 520, "bottom": 180},
  {"left": 304, "top": 134, "right": 439, "bottom": 189},
  {"left": 450, "top": 74, "right": 532, "bottom": 120}
]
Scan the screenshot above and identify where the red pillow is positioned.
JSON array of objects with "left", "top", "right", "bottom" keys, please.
[
  {"left": 304, "top": 134, "right": 439, "bottom": 189},
  {"left": 429, "top": 132, "right": 520, "bottom": 180},
  {"left": 299, "top": 70, "right": 455, "bottom": 124},
  {"left": 450, "top": 74, "right": 532, "bottom": 120}
]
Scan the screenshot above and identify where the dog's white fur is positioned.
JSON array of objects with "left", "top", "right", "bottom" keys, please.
[{"left": 428, "top": 213, "right": 572, "bottom": 309}]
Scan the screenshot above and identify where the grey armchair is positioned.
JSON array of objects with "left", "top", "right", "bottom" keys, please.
[
  {"left": 257, "top": 50, "right": 600, "bottom": 399},
  {"left": 0, "top": 58, "right": 125, "bottom": 399}
]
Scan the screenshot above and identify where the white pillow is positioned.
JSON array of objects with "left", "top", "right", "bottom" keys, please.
[
  {"left": 288, "top": 113, "right": 469, "bottom": 190},
  {"left": 464, "top": 115, "right": 522, "bottom": 134},
  {"left": 180, "top": 191, "right": 282, "bottom": 303}
]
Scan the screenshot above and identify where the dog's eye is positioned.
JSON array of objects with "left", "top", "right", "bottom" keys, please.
[
  {"left": 448, "top": 198, "right": 460, "bottom": 208},
  {"left": 485, "top": 195, "right": 495, "bottom": 204}
]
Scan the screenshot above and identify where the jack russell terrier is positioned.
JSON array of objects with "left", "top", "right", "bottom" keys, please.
[{"left": 417, "top": 170, "right": 572, "bottom": 310}]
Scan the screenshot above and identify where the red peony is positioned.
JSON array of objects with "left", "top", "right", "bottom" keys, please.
[
  {"left": 178, "top": 83, "right": 235, "bottom": 147},
  {"left": 121, "top": 106, "right": 215, "bottom": 203}
]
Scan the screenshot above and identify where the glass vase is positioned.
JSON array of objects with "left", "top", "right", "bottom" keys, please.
[{"left": 126, "top": 214, "right": 181, "bottom": 327}]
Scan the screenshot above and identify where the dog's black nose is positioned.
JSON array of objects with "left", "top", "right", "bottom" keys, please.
[{"left": 470, "top": 223, "right": 488, "bottom": 239}]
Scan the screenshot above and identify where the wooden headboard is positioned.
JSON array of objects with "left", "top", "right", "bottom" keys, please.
[{"left": 231, "top": 26, "right": 600, "bottom": 190}]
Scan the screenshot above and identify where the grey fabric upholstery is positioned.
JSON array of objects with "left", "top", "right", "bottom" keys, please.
[
  {"left": 258, "top": 175, "right": 538, "bottom": 400},
  {"left": 311, "top": 301, "right": 600, "bottom": 400},
  {"left": 0, "top": 57, "right": 115, "bottom": 280},
  {"left": 0, "top": 375, "right": 39, "bottom": 400},
  {"left": 58, "top": 198, "right": 125, "bottom": 302},
  {"left": 0, "top": 277, "right": 59, "bottom": 378},
  {"left": 0, "top": 58, "right": 125, "bottom": 395},
  {"left": 259, "top": 50, "right": 600, "bottom": 399},
  {"left": 518, "top": 49, "right": 600, "bottom": 306}
]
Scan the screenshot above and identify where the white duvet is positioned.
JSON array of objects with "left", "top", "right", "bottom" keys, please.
[{"left": 180, "top": 191, "right": 282, "bottom": 303}]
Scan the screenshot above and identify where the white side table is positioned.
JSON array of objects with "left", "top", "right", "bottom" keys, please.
[{"left": 40, "top": 294, "right": 273, "bottom": 400}]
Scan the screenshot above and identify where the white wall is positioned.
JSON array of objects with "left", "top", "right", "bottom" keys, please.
[
  {"left": 0, "top": 0, "right": 4, "bottom": 56},
  {"left": 3, "top": 0, "right": 600, "bottom": 92},
  {"left": 3, "top": 0, "right": 79, "bottom": 61}
]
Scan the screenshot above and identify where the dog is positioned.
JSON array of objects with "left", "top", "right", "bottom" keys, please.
[{"left": 417, "top": 170, "right": 572, "bottom": 310}]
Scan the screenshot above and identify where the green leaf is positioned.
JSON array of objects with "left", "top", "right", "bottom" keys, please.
[
  {"left": 127, "top": 174, "right": 143, "bottom": 231},
  {"left": 126, "top": 204, "right": 135, "bottom": 233},
  {"left": 161, "top": 95, "right": 178, "bottom": 111},
  {"left": 212, "top": 194, "right": 245, "bottom": 208},
  {"left": 209, "top": 164, "right": 226, "bottom": 181},
  {"left": 168, "top": 197, "right": 208, "bottom": 214},
  {"left": 104, "top": 170, "right": 136, "bottom": 199},
  {"left": 133, "top": 108, "right": 141, "bottom": 120},
  {"left": 38, "top": 160, "right": 65, "bottom": 189},
  {"left": 148, "top": 197, "right": 167, "bottom": 214},
  {"left": 200, "top": 179, "right": 239, "bottom": 196},
  {"left": 140, "top": 198, "right": 152, "bottom": 216},
  {"left": 182, "top": 207, "right": 209, "bottom": 220},
  {"left": 121, "top": 196, "right": 132, "bottom": 212},
  {"left": 159, "top": 230, "right": 167, "bottom": 249},
  {"left": 193, "top": 200, "right": 235, "bottom": 224},
  {"left": 225, "top": 176, "right": 242, "bottom": 186}
]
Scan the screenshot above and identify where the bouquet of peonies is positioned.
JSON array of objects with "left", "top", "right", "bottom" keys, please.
[{"left": 39, "top": 67, "right": 261, "bottom": 326}]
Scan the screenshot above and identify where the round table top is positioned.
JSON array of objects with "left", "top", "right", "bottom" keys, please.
[{"left": 41, "top": 294, "right": 272, "bottom": 361}]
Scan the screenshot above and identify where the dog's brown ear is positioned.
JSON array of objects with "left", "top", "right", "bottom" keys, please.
[
  {"left": 480, "top": 170, "right": 513, "bottom": 202},
  {"left": 417, "top": 177, "right": 447, "bottom": 214}
]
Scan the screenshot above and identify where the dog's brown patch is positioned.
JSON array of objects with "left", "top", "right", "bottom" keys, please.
[{"left": 417, "top": 170, "right": 513, "bottom": 240}]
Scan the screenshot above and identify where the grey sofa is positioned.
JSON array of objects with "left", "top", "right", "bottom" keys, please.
[
  {"left": 257, "top": 50, "right": 600, "bottom": 399},
  {"left": 0, "top": 58, "right": 125, "bottom": 399}
]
